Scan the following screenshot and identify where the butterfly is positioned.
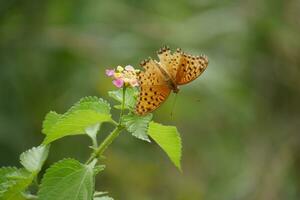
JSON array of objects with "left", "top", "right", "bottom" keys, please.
[{"left": 135, "top": 46, "right": 208, "bottom": 115}]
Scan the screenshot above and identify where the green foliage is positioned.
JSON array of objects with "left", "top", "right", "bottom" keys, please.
[
  {"left": 20, "top": 145, "right": 49, "bottom": 173},
  {"left": 0, "top": 168, "right": 33, "bottom": 200},
  {"left": 38, "top": 159, "right": 97, "bottom": 200},
  {"left": 148, "top": 122, "right": 182, "bottom": 170},
  {"left": 122, "top": 113, "right": 152, "bottom": 142},
  {"left": 1, "top": 145, "right": 51, "bottom": 199},
  {"left": 42, "top": 97, "right": 113, "bottom": 144},
  {"left": 108, "top": 88, "right": 138, "bottom": 110},
  {"left": 1, "top": 86, "right": 185, "bottom": 199}
]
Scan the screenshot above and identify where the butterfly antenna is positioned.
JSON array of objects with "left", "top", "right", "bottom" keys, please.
[{"left": 170, "top": 93, "right": 178, "bottom": 120}]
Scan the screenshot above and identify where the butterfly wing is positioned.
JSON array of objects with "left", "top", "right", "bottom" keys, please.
[
  {"left": 157, "top": 46, "right": 179, "bottom": 80},
  {"left": 157, "top": 46, "right": 208, "bottom": 85},
  {"left": 135, "top": 59, "right": 171, "bottom": 115},
  {"left": 175, "top": 53, "right": 208, "bottom": 85}
]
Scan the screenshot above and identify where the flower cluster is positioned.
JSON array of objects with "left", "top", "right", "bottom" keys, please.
[{"left": 106, "top": 65, "right": 140, "bottom": 88}]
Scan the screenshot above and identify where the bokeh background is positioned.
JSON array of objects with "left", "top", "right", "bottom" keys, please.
[{"left": 1, "top": 0, "right": 300, "bottom": 199}]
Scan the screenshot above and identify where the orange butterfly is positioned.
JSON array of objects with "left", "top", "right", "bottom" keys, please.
[{"left": 135, "top": 46, "right": 208, "bottom": 115}]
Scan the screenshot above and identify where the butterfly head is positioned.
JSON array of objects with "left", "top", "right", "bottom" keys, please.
[
  {"left": 173, "top": 87, "right": 179, "bottom": 93},
  {"left": 168, "top": 80, "right": 179, "bottom": 93}
]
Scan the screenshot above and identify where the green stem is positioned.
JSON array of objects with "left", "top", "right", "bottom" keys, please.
[
  {"left": 86, "top": 86, "right": 127, "bottom": 164},
  {"left": 86, "top": 125, "right": 124, "bottom": 164}
]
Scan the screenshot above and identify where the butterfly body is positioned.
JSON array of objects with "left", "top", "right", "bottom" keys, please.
[
  {"left": 135, "top": 46, "right": 208, "bottom": 115},
  {"left": 155, "top": 61, "right": 180, "bottom": 93}
]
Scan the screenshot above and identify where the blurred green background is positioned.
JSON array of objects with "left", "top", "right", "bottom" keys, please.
[{"left": 1, "top": 0, "right": 300, "bottom": 199}]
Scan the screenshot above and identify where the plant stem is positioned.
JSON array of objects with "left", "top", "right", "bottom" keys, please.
[
  {"left": 86, "top": 125, "right": 124, "bottom": 164},
  {"left": 86, "top": 86, "right": 127, "bottom": 164}
]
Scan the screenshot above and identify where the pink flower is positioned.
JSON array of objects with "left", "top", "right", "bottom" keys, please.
[
  {"left": 105, "top": 69, "right": 115, "bottom": 77},
  {"left": 106, "top": 65, "right": 139, "bottom": 88},
  {"left": 112, "top": 78, "right": 124, "bottom": 88}
]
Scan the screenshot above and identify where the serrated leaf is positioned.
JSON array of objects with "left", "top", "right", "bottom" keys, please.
[
  {"left": 42, "top": 96, "right": 112, "bottom": 144},
  {"left": 147, "top": 122, "right": 182, "bottom": 170},
  {"left": 68, "top": 96, "right": 111, "bottom": 114},
  {"left": 0, "top": 168, "right": 33, "bottom": 200},
  {"left": 38, "top": 159, "right": 95, "bottom": 200},
  {"left": 42, "top": 111, "right": 61, "bottom": 135},
  {"left": 122, "top": 113, "right": 152, "bottom": 142},
  {"left": 20, "top": 145, "right": 49, "bottom": 173},
  {"left": 108, "top": 87, "right": 138, "bottom": 110}
]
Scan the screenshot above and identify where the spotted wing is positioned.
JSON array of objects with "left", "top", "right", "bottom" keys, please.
[
  {"left": 175, "top": 53, "right": 208, "bottom": 85},
  {"left": 157, "top": 46, "right": 176, "bottom": 80},
  {"left": 135, "top": 59, "right": 171, "bottom": 115}
]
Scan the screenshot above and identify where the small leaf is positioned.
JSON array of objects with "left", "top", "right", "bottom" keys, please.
[
  {"left": 85, "top": 123, "right": 100, "bottom": 139},
  {"left": 20, "top": 145, "right": 49, "bottom": 173},
  {"left": 93, "top": 164, "right": 105, "bottom": 175},
  {"left": 94, "top": 196, "right": 113, "bottom": 200},
  {"left": 113, "top": 105, "right": 122, "bottom": 109},
  {"left": 93, "top": 190, "right": 113, "bottom": 200},
  {"left": 38, "top": 159, "right": 95, "bottom": 200},
  {"left": 147, "top": 122, "right": 182, "bottom": 170},
  {"left": 0, "top": 167, "right": 34, "bottom": 200},
  {"left": 42, "top": 97, "right": 112, "bottom": 144},
  {"left": 108, "top": 87, "right": 138, "bottom": 110},
  {"left": 93, "top": 191, "right": 108, "bottom": 197},
  {"left": 22, "top": 193, "right": 37, "bottom": 199},
  {"left": 122, "top": 113, "right": 152, "bottom": 142}
]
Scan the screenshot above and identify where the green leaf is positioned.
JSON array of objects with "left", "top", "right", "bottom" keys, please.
[
  {"left": 0, "top": 167, "right": 18, "bottom": 195},
  {"left": 108, "top": 87, "right": 138, "bottom": 110},
  {"left": 42, "top": 111, "right": 61, "bottom": 135},
  {"left": 147, "top": 122, "right": 182, "bottom": 170},
  {"left": 42, "top": 96, "right": 113, "bottom": 144},
  {"left": 0, "top": 167, "right": 34, "bottom": 200},
  {"left": 122, "top": 113, "right": 152, "bottom": 142},
  {"left": 93, "top": 190, "right": 113, "bottom": 200},
  {"left": 94, "top": 196, "right": 113, "bottom": 200},
  {"left": 93, "top": 191, "right": 108, "bottom": 197},
  {"left": 20, "top": 145, "right": 49, "bottom": 173},
  {"left": 38, "top": 159, "right": 96, "bottom": 200},
  {"left": 0, "top": 167, "right": 16, "bottom": 183},
  {"left": 85, "top": 123, "right": 100, "bottom": 140},
  {"left": 85, "top": 123, "right": 101, "bottom": 148},
  {"left": 68, "top": 96, "right": 111, "bottom": 114}
]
